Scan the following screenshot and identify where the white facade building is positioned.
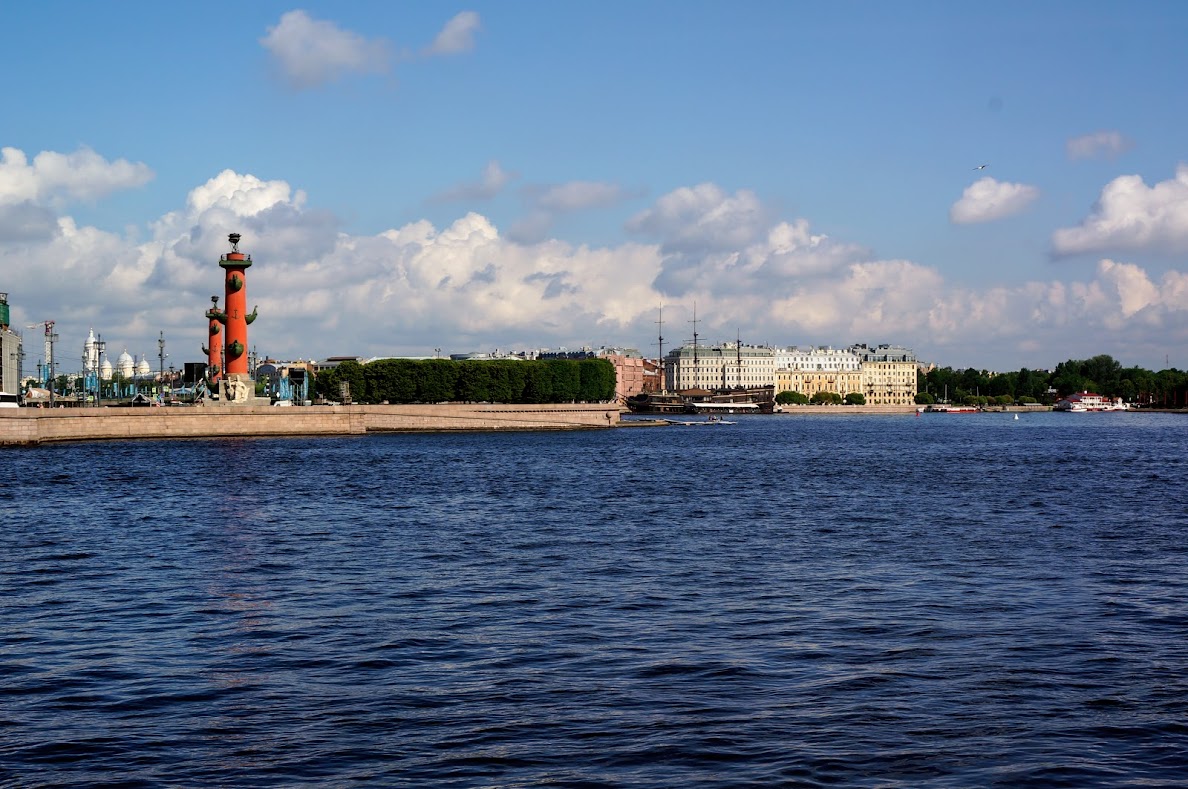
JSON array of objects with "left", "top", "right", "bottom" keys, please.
[
  {"left": 772, "top": 346, "right": 861, "bottom": 400},
  {"left": 0, "top": 303, "right": 21, "bottom": 394},
  {"left": 775, "top": 346, "right": 861, "bottom": 372},
  {"left": 665, "top": 342, "right": 776, "bottom": 391}
]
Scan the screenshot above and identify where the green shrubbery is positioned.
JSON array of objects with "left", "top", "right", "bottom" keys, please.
[{"left": 776, "top": 391, "right": 809, "bottom": 405}]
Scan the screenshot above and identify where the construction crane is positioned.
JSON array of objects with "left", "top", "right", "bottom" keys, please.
[{"left": 26, "top": 320, "right": 56, "bottom": 404}]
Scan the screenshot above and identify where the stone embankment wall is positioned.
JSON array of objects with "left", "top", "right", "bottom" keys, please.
[
  {"left": 0, "top": 403, "right": 620, "bottom": 446},
  {"left": 774, "top": 405, "right": 918, "bottom": 415}
]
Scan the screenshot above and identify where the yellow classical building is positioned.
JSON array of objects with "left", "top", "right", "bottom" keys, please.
[
  {"left": 773, "top": 344, "right": 918, "bottom": 404},
  {"left": 664, "top": 342, "right": 919, "bottom": 405},
  {"left": 855, "top": 345, "right": 917, "bottom": 405},
  {"left": 776, "top": 369, "right": 864, "bottom": 399}
]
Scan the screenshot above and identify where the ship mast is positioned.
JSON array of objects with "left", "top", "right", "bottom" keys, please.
[
  {"left": 690, "top": 301, "right": 699, "bottom": 391},
  {"left": 736, "top": 328, "right": 742, "bottom": 390}
]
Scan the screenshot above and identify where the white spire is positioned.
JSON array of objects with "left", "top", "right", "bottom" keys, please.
[{"left": 84, "top": 329, "right": 96, "bottom": 371}]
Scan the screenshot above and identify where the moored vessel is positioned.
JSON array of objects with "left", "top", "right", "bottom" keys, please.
[
  {"left": 625, "top": 392, "right": 688, "bottom": 415},
  {"left": 1053, "top": 391, "right": 1129, "bottom": 412}
]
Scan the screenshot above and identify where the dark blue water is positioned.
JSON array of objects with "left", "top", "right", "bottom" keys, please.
[{"left": 3, "top": 412, "right": 1187, "bottom": 787}]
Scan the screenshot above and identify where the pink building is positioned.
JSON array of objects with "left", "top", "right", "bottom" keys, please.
[
  {"left": 601, "top": 353, "right": 647, "bottom": 400},
  {"left": 641, "top": 359, "right": 663, "bottom": 393},
  {"left": 537, "top": 347, "right": 652, "bottom": 402}
]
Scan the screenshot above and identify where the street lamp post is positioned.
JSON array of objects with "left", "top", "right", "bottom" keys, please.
[
  {"left": 96, "top": 337, "right": 105, "bottom": 408},
  {"left": 156, "top": 330, "right": 166, "bottom": 401},
  {"left": 48, "top": 331, "right": 58, "bottom": 407}
]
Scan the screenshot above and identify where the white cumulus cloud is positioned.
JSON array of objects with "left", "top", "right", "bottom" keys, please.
[
  {"left": 425, "top": 11, "right": 481, "bottom": 56},
  {"left": 1067, "top": 130, "right": 1133, "bottom": 161},
  {"left": 0, "top": 146, "right": 153, "bottom": 206},
  {"left": 185, "top": 169, "right": 306, "bottom": 218},
  {"left": 0, "top": 146, "right": 153, "bottom": 244},
  {"left": 950, "top": 177, "right": 1040, "bottom": 224},
  {"left": 261, "top": 10, "right": 391, "bottom": 89},
  {"left": 1051, "top": 165, "right": 1188, "bottom": 256},
  {"left": 1096, "top": 259, "right": 1161, "bottom": 324},
  {"left": 10, "top": 166, "right": 1188, "bottom": 377},
  {"left": 627, "top": 183, "right": 768, "bottom": 252}
]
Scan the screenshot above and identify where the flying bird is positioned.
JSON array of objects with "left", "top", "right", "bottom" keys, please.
[{"left": 973, "top": 164, "right": 988, "bottom": 170}]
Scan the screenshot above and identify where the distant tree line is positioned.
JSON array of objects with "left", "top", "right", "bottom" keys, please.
[
  {"left": 917, "top": 354, "right": 1188, "bottom": 407},
  {"left": 311, "top": 358, "right": 616, "bottom": 405}
]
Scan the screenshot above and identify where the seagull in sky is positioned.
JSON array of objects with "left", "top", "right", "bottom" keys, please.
[{"left": 973, "top": 164, "right": 988, "bottom": 170}]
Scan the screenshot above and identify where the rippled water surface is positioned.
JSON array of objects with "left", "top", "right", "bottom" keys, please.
[{"left": 3, "top": 412, "right": 1187, "bottom": 787}]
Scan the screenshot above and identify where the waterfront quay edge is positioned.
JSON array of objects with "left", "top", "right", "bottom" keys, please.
[{"left": 0, "top": 403, "right": 621, "bottom": 446}]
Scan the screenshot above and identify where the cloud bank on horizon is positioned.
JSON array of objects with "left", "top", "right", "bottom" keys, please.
[
  {"left": 6, "top": 148, "right": 1188, "bottom": 373},
  {"left": 3, "top": 5, "right": 1188, "bottom": 373}
]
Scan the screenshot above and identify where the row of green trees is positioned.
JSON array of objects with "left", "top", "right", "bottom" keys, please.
[
  {"left": 918, "top": 354, "right": 1188, "bottom": 407},
  {"left": 311, "top": 358, "right": 617, "bottom": 405}
]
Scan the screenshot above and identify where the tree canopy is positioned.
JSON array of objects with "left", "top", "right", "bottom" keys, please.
[
  {"left": 776, "top": 391, "right": 809, "bottom": 405},
  {"left": 313, "top": 358, "right": 616, "bottom": 405},
  {"left": 918, "top": 355, "right": 1188, "bottom": 407}
]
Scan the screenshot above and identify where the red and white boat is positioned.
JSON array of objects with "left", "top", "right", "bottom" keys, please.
[{"left": 1053, "top": 391, "right": 1129, "bottom": 412}]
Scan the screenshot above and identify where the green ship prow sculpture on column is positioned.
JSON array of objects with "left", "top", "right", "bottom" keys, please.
[{"left": 205, "top": 233, "right": 266, "bottom": 406}]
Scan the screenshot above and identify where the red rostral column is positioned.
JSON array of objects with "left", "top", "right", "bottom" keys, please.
[
  {"left": 219, "top": 232, "right": 256, "bottom": 376},
  {"left": 203, "top": 295, "right": 223, "bottom": 385}
]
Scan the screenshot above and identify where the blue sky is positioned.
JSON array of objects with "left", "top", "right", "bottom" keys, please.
[{"left": 3, "top": 1, "right": 1188, "bottom": 373}]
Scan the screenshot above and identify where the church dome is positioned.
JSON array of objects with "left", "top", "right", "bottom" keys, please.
[
  {"left": 117, "top": 350, "right": 134, "bottom": 378},
  {"left": 136, "top": 355, "right": 151, "bottom": 377},
  {"left": 100, "top": 358, "right": 113, "bottom": 381}
]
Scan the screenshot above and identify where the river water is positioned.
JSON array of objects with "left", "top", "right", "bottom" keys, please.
[{"left": 2, "top": 412, "right": 1186, "bottom": 787}]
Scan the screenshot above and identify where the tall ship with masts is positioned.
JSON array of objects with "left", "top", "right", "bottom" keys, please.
[{"left": 626, "top": 303, "right": 775, "bottom": 415}]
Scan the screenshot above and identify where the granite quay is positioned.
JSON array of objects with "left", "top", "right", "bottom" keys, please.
[{"left": 0, "top": 403, "right": 621, "bottom": 446}]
